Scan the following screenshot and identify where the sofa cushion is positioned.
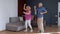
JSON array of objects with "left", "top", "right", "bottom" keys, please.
[
  {"left": 9, "top": 17, "right": 20, "bottom": 23},
  {"left": 19, "top": 17, "right": 23, "bottom": 21}
]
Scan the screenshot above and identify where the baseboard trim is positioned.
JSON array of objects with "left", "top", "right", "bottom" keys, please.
[{"left": 0, "top": 29, "right": 5, "bottom": 31}]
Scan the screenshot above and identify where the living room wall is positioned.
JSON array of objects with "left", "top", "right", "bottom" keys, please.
[{"left": 0, "top": 0, "right": 18, "bottom": 31}]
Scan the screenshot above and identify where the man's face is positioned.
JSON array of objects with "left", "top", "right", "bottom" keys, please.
[{"left": 38, "top": 3, "right": 43, "bottom": 7}]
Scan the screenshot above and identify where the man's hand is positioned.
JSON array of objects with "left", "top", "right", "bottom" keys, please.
[
  {"left": 34, "top": 6, "right": 37, "bottom": 15},
  {"left": 40, "top": 12, "right": 43, "bottom": 14},
  {"left": 34, "top": 6, "right": 36, "bottom": 9}
]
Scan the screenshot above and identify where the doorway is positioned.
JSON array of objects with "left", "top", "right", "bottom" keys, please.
[{"left": 18, "top": 0, "right": 26, "bottom": 16}]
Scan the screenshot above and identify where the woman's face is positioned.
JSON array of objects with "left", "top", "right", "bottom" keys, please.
[
  {"left": 26, "top": 6, "right": 31, "bottom": 10},
  {"left": 38, "top": 3, "right": 43, "bottom": 7}
]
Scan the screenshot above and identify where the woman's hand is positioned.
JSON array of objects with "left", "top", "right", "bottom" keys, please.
[
  {"left": 23, "top": 4, "right": 27, "bottom": 10},
  {"left": 23, "top": 12, "right": 26, "bottom": 14}
]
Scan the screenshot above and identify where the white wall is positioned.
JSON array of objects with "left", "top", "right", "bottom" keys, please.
[
  {"left": 0, "top": 0, "right": 18, "bottom": 31},
  {"left": 58, "top": 2, "right": 60, "bottom": 26}
]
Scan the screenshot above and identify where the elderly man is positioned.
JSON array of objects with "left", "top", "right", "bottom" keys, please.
[{"left": 34, "top": 2, "right": 47, "bottom": 33}]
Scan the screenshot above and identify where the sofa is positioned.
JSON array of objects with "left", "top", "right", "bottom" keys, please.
[{"left": 6, "top": 17, "right": 25, "bottom": 31}]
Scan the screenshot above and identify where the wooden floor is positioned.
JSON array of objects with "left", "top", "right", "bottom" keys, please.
[{"left": 0, "top": 25, "right": 60, "bottom": 34}]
